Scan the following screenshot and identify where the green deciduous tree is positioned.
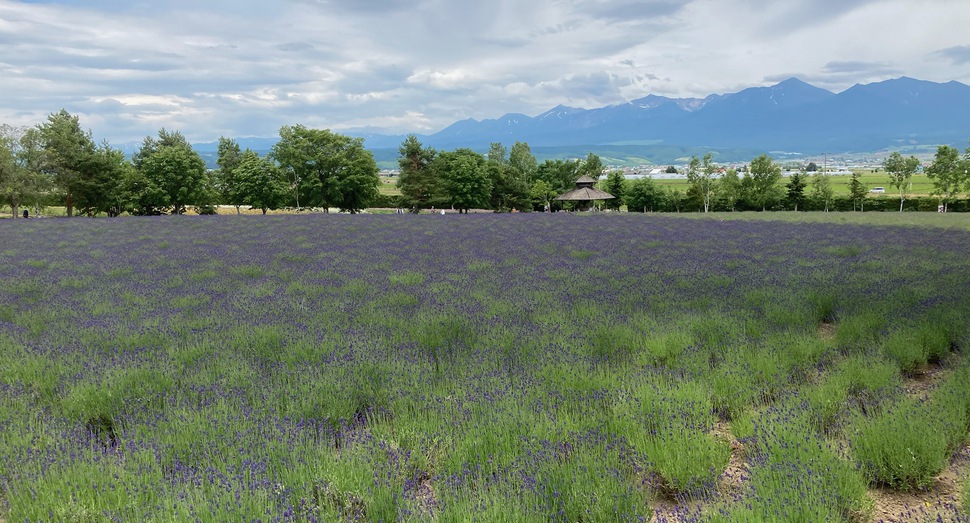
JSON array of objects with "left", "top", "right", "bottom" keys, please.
[
  {"left": 486, "top": 142, "right": 530, "bottom": 212},
  {"left": 883, "top": 151, "right": 920, "bottom": 212},
  {"left": 508, "top": 142, "right": 538, "bottom": 185},
  {"left": 579, "top": 153, "right": 603, "bottom": 180},
  {"left": 216, "top": 137, "right": 244, "bottom": 213},
  {"left": 233, "top": 150, "right": 289, "bottom": 214},
  {"left": 748, "top": 154, "right": 783, "bottom": 211},
  {"left": 926, "top": 145, "right": 965, "bottom": 212},
  {"left": 810, "top": 171, "right": 834, "bottom": 212},
  {"left": 432, "top": 148, "right": 491, "bottom": 213},
  {"left": 134, "top": 129, "right": 212, "bottom": 214},
  {"left": 529, "top": 179, "right": 558, "bottom": 211},
  {"left": 271, "top": 125, "right": 379, "bottom": 213},
  {"left": 1, "top": 125, "right": 51, "bottom": 218},
  {"left": 848, "top": 170, "right": 868, "bottom": 211},
  {"left": 624, "top": 177, "right": 665, "bottom": 212},
  {"left": 719, "top": 168, "right": 741, "bottom": 211},
  {"left": 535, "top": 159, "right": 581, "bottom": 197},
  {"left": 686, "top": 153, "right": 718, "bottom": 212}
]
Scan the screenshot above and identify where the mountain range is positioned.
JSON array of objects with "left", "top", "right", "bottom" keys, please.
[{"left": 191, "top": 77, "right": 970, "bottom": 166}]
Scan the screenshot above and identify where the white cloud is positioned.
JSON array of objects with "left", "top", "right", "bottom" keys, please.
[{"left": 0, "top": 0, "right": 967, "bottom": 144}]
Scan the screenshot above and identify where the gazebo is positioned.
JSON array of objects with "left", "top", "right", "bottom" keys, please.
[{"left": 554, "top": 175, "right": 615, "bottom": 211}]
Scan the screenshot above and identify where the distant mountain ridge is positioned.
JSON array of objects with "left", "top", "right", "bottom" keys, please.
[
  {"left": 352, "top": 76, "right": 970, "bottom": 156},
  {"left": 171, "top": 77, "right": 970, "bottom": 167}
]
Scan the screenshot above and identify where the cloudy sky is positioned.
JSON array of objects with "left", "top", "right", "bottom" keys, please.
[{"left": 1, "top": 0, "right": 968, "bottom": 144}]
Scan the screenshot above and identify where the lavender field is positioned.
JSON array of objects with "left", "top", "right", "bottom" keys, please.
[{"left": 1, "top": 214, "right": 969, "bottom": 522}]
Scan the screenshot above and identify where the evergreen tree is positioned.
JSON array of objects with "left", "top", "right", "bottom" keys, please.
[
  {"left": 785, "top": 170, "right": 808, "bottom": 211},
  {"left": 848, "top": 171, "right": 868, "bottom": 211},
  {"left": 396, "top": 134, "right": 439, "bottom": 212}
]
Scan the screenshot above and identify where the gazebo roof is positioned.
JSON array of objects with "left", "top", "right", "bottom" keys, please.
[
  {"left": 555, "top": 186, "right": 615, "bottom": 201},
  {"left": 554, "top": 175, "right": 615, "bottom": 201}
]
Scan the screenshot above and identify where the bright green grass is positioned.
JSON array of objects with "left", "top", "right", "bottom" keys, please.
[
  {"left": 680, "top": 210, "right": 970, "bottom": 231},
  {"left": 651, "top": 172, "right": 950, "bottom": 198}
]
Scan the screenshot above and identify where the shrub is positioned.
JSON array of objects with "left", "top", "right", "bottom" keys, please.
[
  {"left": 532, "top": 444, "right": 650, "bottom": 522},
  {"left": 835, "top": 311, "right": 886, "bottom": 353},
  {"left": 850, "top": 398, "right": 950, "bottom": 490},
  {"left": 881, "top": 330, "right": 927, "bottom": 374},
  {"left": 721, "top": 404, "right": 872, "bottom": 522},
  {"left": 633, "top": 426, "right": 730, "bottom": 497},
  {"left": 802, "top": 376, "right": 850, "bottom": 433},
  {"left": 836, "top": 353, "right": 901, "bottom": 416}
]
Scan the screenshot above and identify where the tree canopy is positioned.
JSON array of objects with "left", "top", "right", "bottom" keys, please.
[
  {"left": 747, "top": 154, "right": 783, "bottom": 211},
  {"left": 272, "top": 125, "right": 380, "bottom": 213},
  {"left": 883, "top": 151, "right": 920, "bottom": 212},
  {"left": 433, "top": 148, "right": 491, "bottom": 213},
  {"left": 926, "top": 145, "right": 967, "bottom": 212},
  {"left": 134, "top": 129, "right": 212, "bottom": 215}
]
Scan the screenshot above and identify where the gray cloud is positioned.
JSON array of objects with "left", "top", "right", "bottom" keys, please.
[
  {"left": 579, "top": 0, "right": 688, "bottom": 22},
  {"left": 0, "top": 0, "right": 968, "bottom": 143},
  {"left": 934, "top": 45, "right": 970, "bottom": 64}
]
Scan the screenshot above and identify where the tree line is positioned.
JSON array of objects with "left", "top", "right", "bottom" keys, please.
[
  {"left": 4, "top": 110, "right": 970, "bottom": 218},
  {"left": 618, "top": 145, "right": 970, "bottom": 214},
  {"left": 396, "top": 136, "right": 604, "bottom": 213},
  {"left": 0, "top": 111, "right": 383, "bottom": 218}
]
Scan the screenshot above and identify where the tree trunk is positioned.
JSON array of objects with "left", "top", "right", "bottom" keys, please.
[{"left": 66, "top": 192, "right": 74, "bottom": 217}]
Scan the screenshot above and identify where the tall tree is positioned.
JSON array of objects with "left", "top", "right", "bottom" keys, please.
[
  {"left": 748, "top": 154, "right": 783, "bottom": 211},
  {"left": 485, "top": 142, "right": 530, "bottom": 212},
  {"left": 271, "top": 125, "right": 379, "bottom": 213},
  {"left": 785, "top": 169, "right": 808, "bottom": 211},
  {"left": 926, "top": 145, "right": 965, "bottom": 212},
  {"left": 38, "top": 109, "right": 97, "bottom": 217},
  {"left": 135, "top": 129, "right": 212, "bottom": 214},
  {"left": 686, "top": 153, "right": 717, "bottom": 212},
  {"left": 396, "top": 134, "right": 439, "bottom": 212},
  {"left": 578, "top": 153, "right": 603, "bottom": 180},
  {"left": 529, "top": 179, "right": 558, "bottom": 211},
  {"left": 624, "top": 177, "right": 665, "bottom": 212},
  {"left": 810, "top": 171, "right": 834, "bottom": 212},
  {"left": 883, "top": 151, "right": 920, "bottom": 212},
  {"left": 602, "top": 170, "right": 625, "bottom": 210},
  {"left": 535, "top": 159, "right": 581, "bottom": 196},
  {"left": 848, "top": 170, "right": 868, "bottom": 212},
  {"left": 233, "top": 150, "right": 288, "bottom": 214},
  {"left": 487, "top": 142, "right": 507, "bottom": 164},
  {"left": 1, "top": 125, "right": 53, "bottom": 218},
  {"left": 719, "top": 168, "right": 741, "bottom": 211},
  {"left": 508, "top": 142, "right": 537, "bottom": 185},
  {"left": 77, "top": 142, "right": 128, "bottom": 216},
  {"left": 216, "top": 137, "right": 244, "bottom": 213},
  {"left": 432, "top": 148, "right": 491, "bottom": 213}
]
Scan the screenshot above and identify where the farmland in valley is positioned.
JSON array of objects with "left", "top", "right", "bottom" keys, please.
[{"left": 1, "top": 214, "right": 969, "bottom": 522}]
